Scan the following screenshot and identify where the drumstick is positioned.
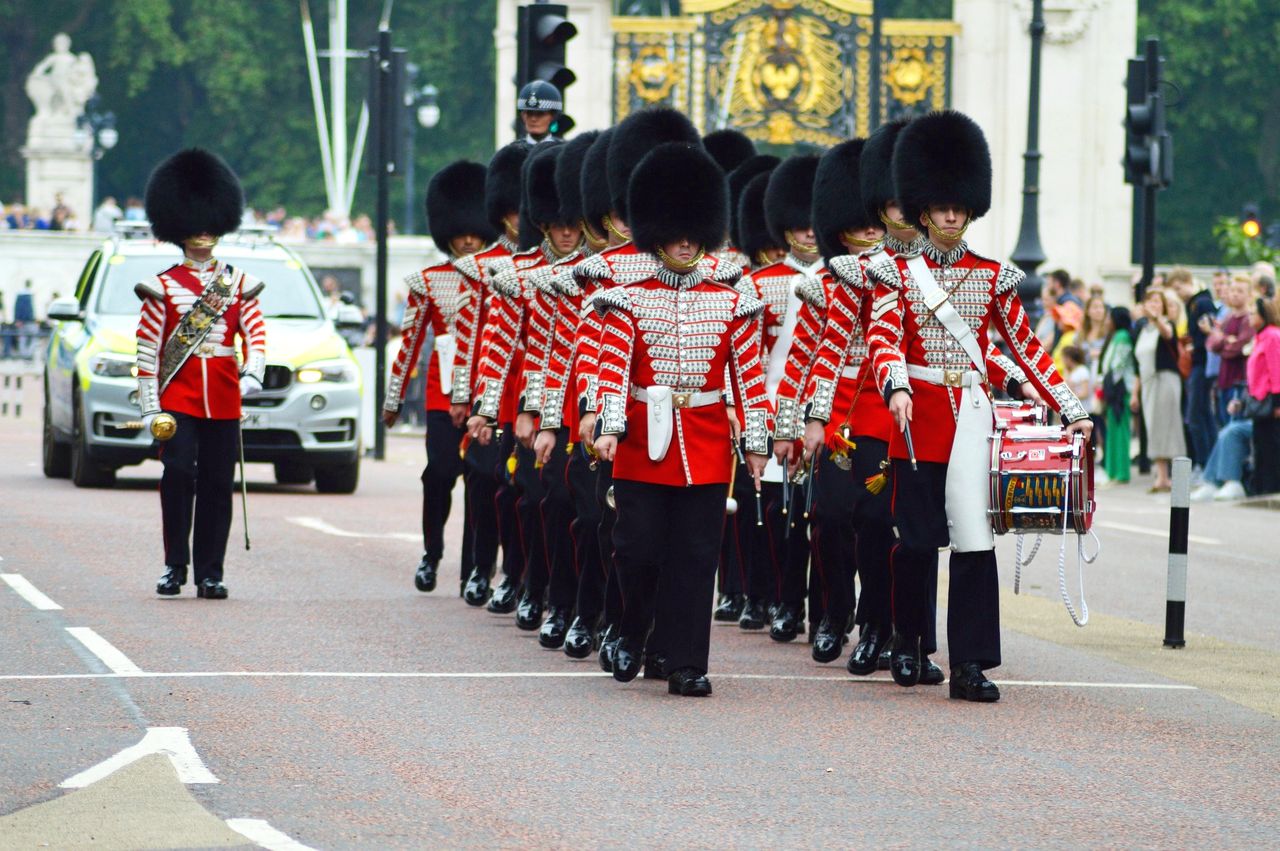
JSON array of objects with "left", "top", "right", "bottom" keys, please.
[{"left": 903, "top": 420, "right": 919, "bottom": 472}]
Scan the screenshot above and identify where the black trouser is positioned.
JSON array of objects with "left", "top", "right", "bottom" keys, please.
[
  {"left": 733, "top": 467, "right": 775, "bottom": 602},
  {"left": 463, "top": 437, "right": 501, "bottom": 581},
  {"left": 495, "top": 427, "right": 523, "bottom": 584},
  {"left": 847, "top": 438, "right": 895, "bottom": 630},
  {"left": 537, "top": 428, "right": 580, "bottom": 610},
  {"left": 422, "top": 410, "right": 464, "bottom": 567},
  {"left": 514, "top": 438, "right": 548, "bottom": 599},
  {"left": 811, "top": 451, "right": 858, "bottom": 631},
  {"left": 568, "top": 444, "right": 606, "bottom": 622},
  {"left": 1253, "top": 416, "right": 1280, "bottom": 495},
  {"left": 890, "top": 459, "right": 996, "bottom": 668},
  {"left": 159, "top": 413, "right": 238, "bottom": 583},
  {"left": 764, "top": 479, "right": 812, "bottom": 612},
  {"left": 717, "top": 511, "right": 744, "bottom": 597},
  {"left": 597, "top": 459, "right": 624, "bottom": 627},
  {"left": 612, "top": 480, "right": 725, "bottom": 675}
]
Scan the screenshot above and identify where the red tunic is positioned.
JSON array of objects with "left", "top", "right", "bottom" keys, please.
[{"left": 135, "top": 260, "right": 266, "bottom": 421}]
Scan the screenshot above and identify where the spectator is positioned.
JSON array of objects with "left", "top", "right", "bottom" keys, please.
[
  {"left": 1171, "top": 267, "right": 1218, "bottom": 468},
  {"left": 1207, "top": 274, "right": 1256, "bottom": 418},
  {"left": 1245, "top": 297, "right": 1280, "bottom": 494},
  {"left": 1062, "top": 344, "right": 1090, "bottom": 402},
  {"left": 1050, "top": 300, "right": 1083, "bottom": 375},
  {"left": 1068, "top": 277, "right": 1087, "bottom": 305},
  {"left": 1205, "top": 269, "right": 1231, "bottom": 424},
  {"left": 12, "top": 281, "right": 37, "bottom": 358},
  {"left": 123, "top": 197, "right": 146, "bottom": 221},
  {"left": 1099, "top": 306, "right": 1136, "bottom": 484},
  {"left": 1080, "top": 294, "right": 1109, "bottom": 366},
  {"left": 92, "top": 196, "right": 123, "bottom": 232},
  {"left": 1133, "top": 288, "right": 1186, "bottom": 492}
]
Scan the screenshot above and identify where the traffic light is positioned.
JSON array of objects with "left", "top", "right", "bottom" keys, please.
[
  {"left": 1123, "top": 38, "right": 1172, "bottom": 188},
  {"left": 1242, "top": 204, "right": 1262, "bottom": 239},
  {"left": 516, "top": 3, "right": 577, "bottom": 135}
]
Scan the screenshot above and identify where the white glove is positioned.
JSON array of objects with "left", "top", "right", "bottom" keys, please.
[
  {"left": 239, "top": 375, "right": 263, "bottom": 398},
  {"left": 141, "top": 412, "right": 159, "bottom": 434}
]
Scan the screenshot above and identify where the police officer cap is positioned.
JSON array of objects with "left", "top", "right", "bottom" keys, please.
[{"left": 517, "top": 80, "right": 562, "bottom": 113}]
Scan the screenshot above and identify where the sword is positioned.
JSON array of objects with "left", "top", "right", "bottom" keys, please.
[
  {"left": 238, "top": 415, "right": 251, "bottom": 550},
  {"left": 903, "top": 419, "right": 919, "bottom": 472},
  {"left": 803, "top": 454, "right": 816, "bottom": 520},
  {"left": 731, "top": 437, "right": 762, "bottom": 527}
]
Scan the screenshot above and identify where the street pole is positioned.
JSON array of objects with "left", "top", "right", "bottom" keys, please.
[
  {"left": 402, "top": 63, "right": 418, "bottom": 234},
  {"left": 374, "top": 26, "right": 393, "bottom": 461},
  {"left": 1138, "top": 37, "right": 1161, "bottom": 300},
  {"left": 869, "top": 0, "right": 883, "bottom": 133},
  {"left": 1010, "top": 0, "right": 1047, "bottom": 329}
]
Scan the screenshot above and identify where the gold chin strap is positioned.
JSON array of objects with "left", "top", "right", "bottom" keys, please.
[
  {"left": 184, "top": 235, "right": 220, "bottom": 250},
  {"left": 655, "top": 245, "right": 705, "bottom": 272},
  {"left": 542, "top": 228, "right": 582, "bottom": 260},
  {"left": 924, "top": 215, "right": 969, "bottom": 243},
  {"left": 504, "top": 219, "right": 519, "bottom": 240},
  {"left": 756, "top": 250, "right": 778, "bottom": 266},
  {"left": 581, "top": 219, "right": 608, "bottom": 250},
  {"left": 879, "top": 210, "right": 912, "bottom": 231},
  {"left": 603, "top": 214, "right": 629, "bottom": 243},
  {"left": 840, "top": 230, "right": 880, "bottom": 249},
  {"left": 786, "top": 233, "right": 819, "bottom": 254}
]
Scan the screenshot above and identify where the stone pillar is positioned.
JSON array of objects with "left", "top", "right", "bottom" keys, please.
[
  {"left": 952, "top": 0, "right": 1136, "bottom": 293},
  {"left": 20, "top": 34, "right": 99, "bottom": 224}
]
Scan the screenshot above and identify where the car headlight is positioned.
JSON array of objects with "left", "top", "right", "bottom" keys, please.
[
  {"left": 89, "top": 353, "right": 139, "bottom": 378},
  {"left": 296, "top": 359, "right": 357, "bottom": 384}
]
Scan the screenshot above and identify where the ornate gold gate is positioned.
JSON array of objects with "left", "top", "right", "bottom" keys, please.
[{"left": 612, "top": 0, "right": 958, "bottom": 145}]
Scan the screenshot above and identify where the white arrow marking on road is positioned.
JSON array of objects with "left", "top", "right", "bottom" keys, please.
[
  {"left": 1, "top": 573, "right": 63, "bottom": 610},
  {"left": 66, "top": 627, "right": 143, "bottom": 675},
  {"left": 288, "top": 515, "right": 418, "bottom": 541},
  {"left": 226, "top": 819, "right": 317, "bottom": 851},
  {"left": 59, "top": 726, "right": 219, "bottom": 788},
  {"left": 1093, "top": 520, "right": 1222, "bottom": 547}
]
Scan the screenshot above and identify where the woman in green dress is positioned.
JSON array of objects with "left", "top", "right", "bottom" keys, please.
[{"left": 1098, "top": 306, "right": 1137, "bottom": 483}]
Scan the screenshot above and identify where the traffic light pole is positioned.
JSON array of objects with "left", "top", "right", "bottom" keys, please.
[
  {"left": 373, "top": 26, "right": 392, "bottom": 461},
  {"left": 1136, "top": 37, "right": 1161, "bottom": 302},
  {"left": 1010, "top": 0, "right": 1047, "bottom": 328}
]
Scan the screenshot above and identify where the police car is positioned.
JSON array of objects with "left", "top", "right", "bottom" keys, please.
[{"left": 42, "top": 225, "right": 365, "bottom": 492}]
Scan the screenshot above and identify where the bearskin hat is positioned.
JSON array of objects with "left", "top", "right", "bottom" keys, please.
[
  {"left": 702, "top": 128, "right": 756, "bottom": 175},
  {"left": 813, "top": 138, "right": 875, "bottom": 263},
  {"left": 485, "top": 141, "right": 531, "bottom": 234},
  {"left": 556, "top": 130, "right": 598, "bottom": 227},
  {"left": 627, "top": 142, "right": 727, "bottom": 253},
  {"left": 523, "top": 142, "right": 565, "bottom": 229},
  {"left": 607, "top": 108, "right": 700, "bottom": 224},
  {"left": 737, "top": 169, "right": 780, "bottom": 261},
  {"left": 727, "top": 154, "right": 780, "bottom": 248},
  {"left": 144, "top": 148, "right": 244, "bottom": 245},
  {"left": 860, "top": 118, "right": 910, "bottom": 224},
  {"left": 893, "top": 110, "right": 992, "bottom": 227},
  {"left": 764, "top": 153, "right": 821, "bottom": 247},
  {"left": 425, "top": 160, "right": 495, "bottom": 255},
  {"left": 580, "top": 128, "right": 614, "bottom": 237}
]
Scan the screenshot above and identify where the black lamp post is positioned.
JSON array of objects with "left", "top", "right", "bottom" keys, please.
[
  {"left": 400, "top": 63, "right": 440, "bottom": 235},
  {"left": 1010, "top": 0, "right": 1047, "bottom": 327},
  {"left": 76, "top": 94, "right": 118, "bottom": 208}
]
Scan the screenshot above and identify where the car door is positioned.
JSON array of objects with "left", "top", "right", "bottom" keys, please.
[{"left": 48, "top": 250, "right": 102, "bottom": 433}]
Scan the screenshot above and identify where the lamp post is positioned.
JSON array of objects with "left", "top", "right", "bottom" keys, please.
[
  {"left": 1010, "top": 0, "right": 1047, "bottom": 327},
  {"left": 75, "top": 94, "right": 118, "bottom": 209},
  {"left": 400, "top": 63, "right": 440, "bottom": 234}
]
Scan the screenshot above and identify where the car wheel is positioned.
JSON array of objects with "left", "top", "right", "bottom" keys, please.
[
  {"left": 314, "top": 458, "right": 359, "bottom": 494},
  {"left": 69, "top": 386, "right": 116, "bottom": 488},
  {"left": 42, "top": 385, "right": 71, "bottom": 479},
  {"left": 273, "top": 461, "right": 313, "bottom": 485}
]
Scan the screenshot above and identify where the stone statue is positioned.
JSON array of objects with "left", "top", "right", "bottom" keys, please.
[{"left": 25, "top": 33, "right": 98, "bottom": 144}]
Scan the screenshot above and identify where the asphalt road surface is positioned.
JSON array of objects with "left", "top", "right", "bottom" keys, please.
[{"left": 1, "top": 396, "right": 1278, "bottom": 848}]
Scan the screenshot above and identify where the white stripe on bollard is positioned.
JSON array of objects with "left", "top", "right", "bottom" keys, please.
[{"left": 1164, "top": 456, "right": 1191, "bottom": 648}]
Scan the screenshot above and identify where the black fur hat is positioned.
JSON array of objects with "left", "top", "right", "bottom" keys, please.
[
  {"left": 485, "top": 141, "right": 532, "bottom": 234},
  {"left": 893, "top": 110, "right": 992, "bottom": 227},
  {"left": 702, "top": 128, "right": 756, "bottom": 175},
  {"left": 764, "top": 153, "right": 821, "bottom": 247},
  {"left": 580, "top": 128, "right": 614, "bottom": 237},
  {"left": 813, "top": 138, "right": 875, "bottom": 263},
  {"left": 556, "top": 130, "right": 598, "bottom": 226},
  {"left": 737, "top": 169, "right": 780, "bottom": 261},
  {"left": 425, "top": 160, "right": 495, "bottom": 255},
  {"left": 860, "top": 118, "right": 910, "bottom": 224},
  {"left": 523, "top": 143, "right": 565, "bottom": 229},
  {"left": 627, "top": 142, "right": 727, "bottom": 253},
  {"left": 144, "top": 148, "right": 244, "bottom": 245},
  {"left": 607, "top": 108, "right": 700, "bottom": 224},
  {"left": 727, "top": 154, "right": 780, "bottom": 248}
]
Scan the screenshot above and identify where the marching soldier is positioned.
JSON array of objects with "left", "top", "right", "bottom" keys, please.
[
  {"left": 382, "top": 161, "right": 496, "bottom": 594},
  {"left": 592, "top": 140, "right": 773, "bottom": 697},
  {"left": 136, "top": 148, "right": 265, "bottom": 600},
  {"left": 866, "top": 111, "right": 1091, "bottom": 702}
]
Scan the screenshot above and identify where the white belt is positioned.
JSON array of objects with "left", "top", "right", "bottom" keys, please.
[
  {"left": 630, "top": 384, "right": 721, "bottom": 462},
  {"left": 628, "top": 386, "right": 721, "bottom": 408},
  {"left": 906, "top": 364, "right": 983, "bottom": 389},
  {"left": 840, "top": 365, "right": 861, "bottom": 379},
  {"left": 193, "top": 343, "right": 236, "bottom": 358}
]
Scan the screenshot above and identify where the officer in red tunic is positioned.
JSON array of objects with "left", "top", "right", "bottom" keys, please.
[
  {"left": 591, "top": 141, "right": 773, "bottom": 697},
  {"left": 866, "top": 111, "right": 1092, "bottom": 702},
  {"left": 136, "top": 149, "right": 266, "bottom": 599},
  {"left": 382, "top": 161, "right": 496, "bottom": 594}
]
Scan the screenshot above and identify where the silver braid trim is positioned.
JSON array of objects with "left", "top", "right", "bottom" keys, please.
[
  {"left": 804, "top": 377, "right": 836, "bottom": 423},
  {"left": 450, "top": 367, "right": 471, "bottom": 405},
  {"left": 138, "top": 376, "right": 160, "bottom": 415},
  {"left": 743, "top": 408, "right": 770, "bottom": 456},
  {"left": 886, "top": 362, "right": 911, "bottom": 394},
  {"left": 1049, "top": 382, "right": 1089, "bottom": 423},
  {"left": 599, "top": 393, "right": 627, "bottom": 435},
  {"left": 477, "top": 380, "right": 503, "bottom": 420},
  {"left": 773, "top": 396, "right": 802, "bottom": 440},
  {"left": 541, "top": 387, "right": 565, "bottom": 429},
  {"left": 522, "top": 371, "right": 545, "bottom": 412}
]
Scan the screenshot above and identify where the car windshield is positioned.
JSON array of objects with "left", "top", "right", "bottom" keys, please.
[{"left": 92, "top": 253, "right": 325, "bottom": 319}]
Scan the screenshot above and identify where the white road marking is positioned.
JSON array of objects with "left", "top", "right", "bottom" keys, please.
[
  {"left": 1094, "top": 520, "right": 1222, "bottom": 547},
  {"left": 0, "top": 669, "right": 1197, "bottom": 691},
  {"left": 1, "top": 573, "right": 63, "bottom": 610},
  {"left": 65, "top": 627, "right": 143, "bottom": 675},
  {"left": 60, "top": 726, "right": 218, "bottom": 788},
  {"left": 288, "top": 515, "right": 418, "bottom": 541},
  {"left": 226, "top": 819, "right": 317, "bottom": 851}
]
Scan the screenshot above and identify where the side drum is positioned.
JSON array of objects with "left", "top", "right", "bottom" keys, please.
[
  {"left": 992, "top": 400, "right": 1048, "bottom": 431},
  {"left": 989, "top": 426, "right": 1094, "bottom": 535}
]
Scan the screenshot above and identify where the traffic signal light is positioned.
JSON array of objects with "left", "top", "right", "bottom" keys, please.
[
  {"left": 517, "top": 4, "right": 577, "bottom": 135},
  {"left": 1123, "top": 38, "right": 1172, "bottom": 188},
  {"left": 1242, "top": 204, "right": 1262, "bottom": 239}
]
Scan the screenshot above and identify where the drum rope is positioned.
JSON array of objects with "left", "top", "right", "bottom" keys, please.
[
  {"left": 1012, "top": 534, "right": 1044, "bottom": 595},
  {"left": 1056, "top": 460, "right": 1088, "bottom": 626}
]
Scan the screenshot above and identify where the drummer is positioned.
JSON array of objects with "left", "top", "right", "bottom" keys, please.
[{"left": 864, "top": 111, "right": 1091, "bottom": 703}]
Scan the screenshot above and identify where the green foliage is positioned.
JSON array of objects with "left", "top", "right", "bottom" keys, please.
[{"left": 1212, "top": 217, "right": 1280, "bottom": 266}]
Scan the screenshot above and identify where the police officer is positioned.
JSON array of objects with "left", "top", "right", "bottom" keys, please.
[{"left": 517, "top": 80, "right": 564, "bottom": 144}]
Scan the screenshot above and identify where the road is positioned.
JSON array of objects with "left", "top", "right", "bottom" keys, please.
[{"left": 1, "top": 396, "right": 1278, "bottom": 848}]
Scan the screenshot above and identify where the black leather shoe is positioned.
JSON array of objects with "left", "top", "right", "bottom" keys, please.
[
  {"left": 769, "top": 604, "right": 803, "bottom": 643},
  {"left": 847, "top": 622, "right": 890, "bottom": 676},
  {"left": 462, "top": 567, "right": 492, "bottom": 606},
  {"left": 538, "top": 607, "right": 570, "bottom": 649},
  {"left": 196, "top": 579, "right": 227, "bottom": 600},
  {"left": 949, "top": 662, "right": 1000, "bottom": 702},
  {"left": 486, "top": 575, "right": 518, "bottom": 613},
  {"left": 515, "top": 592, "right": 544, "bottom": 631},
  {"left": 890, "top": 633, "right": 922, "bottom": 687},
  {"left": 597, "top": 624, "right": 617, "bottom": 673},
  {"left": 920, "top": 657, "right": 945, "bottom": 686},
  {"left": 877, "top": 644, "right": 893, "bottom": 671},
  {"left": 563, "top": 617, "right": 595, "bottom": 659},
  {"left": 667, "top": 667, "right": 712, "bottom": 696},
  {"left": 155, "top": 566, "right": 186, "bottom": 596},
  {"left": 612, "top": 638, "right": 641, "bottom": 682},
  {"left": 713, "top": 593, "right": 745, "bottom": 622},
  {"left": 642, "top": 653, "right": 668, "bottom": 680},
  {"left": 738, "top": 597, "right": 768, "bottom": 630},
  {"left": 811, "top": 617, "right": 846, "bottom": 664},
  {"left": 413, "top": 556, "right": 437, "bottom": 593}
]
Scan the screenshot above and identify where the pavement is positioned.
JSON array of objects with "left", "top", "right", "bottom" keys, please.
[{"left": 1, "top": 395, "right": 1278, "bottom": 849}]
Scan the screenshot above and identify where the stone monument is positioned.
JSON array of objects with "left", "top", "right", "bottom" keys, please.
[{"left": 21, "top": 33, "right": 100, "bottom": 223}]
